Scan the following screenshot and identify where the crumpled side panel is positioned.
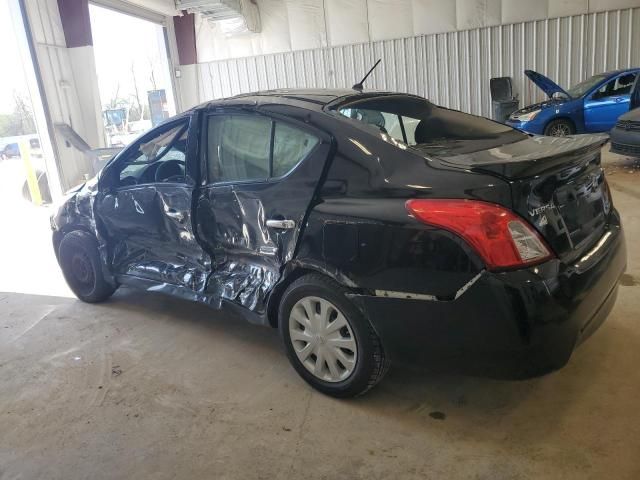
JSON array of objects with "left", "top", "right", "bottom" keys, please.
[
  {"left": 194, "top": 109, "right": 332, "bottom": 315},
  {"left": 197, "top": 186, "right": 286, "bottom": 313},
  {"left": 53, "top": 179, "right": 279, "bottom": 314},
  {"left": 210, "top": 261, "right": 278, "bottom": 311},
  {"left": 51, "top": 178, "right": 117, "bottom": 287},
  {"left": 97, "top": 185, "right": 212, "bottom": 297}
]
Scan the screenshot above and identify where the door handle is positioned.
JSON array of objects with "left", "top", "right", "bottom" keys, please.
[
  {"left": 266, "top": 219, "right": 296, "bottom": 229},
  {"left": 164, "top": 208, "right": 185, "bottom": 223}
]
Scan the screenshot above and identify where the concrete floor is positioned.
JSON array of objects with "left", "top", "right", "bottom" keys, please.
[{"left": 1, "top": 149, "right": 640, "bottom": 480}]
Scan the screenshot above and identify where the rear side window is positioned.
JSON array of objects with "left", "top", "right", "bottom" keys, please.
[
  {"left": 273, "top": 122, "right": 319, "bottom": 177},
  {"left": 207, "top": 115, "right": 272, "bottom": 182},
  {"left": 206, "top": 114, "right": 319, "bottom": 183}
]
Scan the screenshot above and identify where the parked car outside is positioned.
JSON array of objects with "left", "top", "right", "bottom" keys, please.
[
  {"left": 51, "top": 89, "right": 625, "bottom": 397},
  {"left": 1, "top": 143, "right": 20, "bottom": 159},
  {"left": 29, "top": 137, "right": 43, "bottom": 159},
  {"left": 507, "top": 68, "right": 639, "bottom": 136},
  {"left": 610, "top": 74, "right": 640, "bottom": 157}
]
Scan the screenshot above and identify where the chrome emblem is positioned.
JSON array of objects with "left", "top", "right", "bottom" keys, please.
[
  {"left": 528, "top": 202, "right": 555, "bottom": 217},
  {"left": 538, "top": 215, "right": 548, "bottom": 227}
]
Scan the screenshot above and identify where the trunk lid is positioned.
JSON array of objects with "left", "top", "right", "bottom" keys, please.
[{"left": 430, "top": 134, "right": 611, "bottom": 262}]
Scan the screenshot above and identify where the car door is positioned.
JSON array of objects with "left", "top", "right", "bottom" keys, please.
[
  {"left": 584, "top": 72, "right": 638, "bottom": 131},
  {"left": 195, "top": 107, "right": 332, "bottom": 313},
  {"left": 631, "top": 74, "right": 640, "bottom": 111},
  {"left": 96, "top": 115, "right": 211, "bottom": 294}
]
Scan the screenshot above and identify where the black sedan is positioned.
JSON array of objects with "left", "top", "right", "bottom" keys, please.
[{"left": 51, "top": 89, "right": 626, "bottom": 397}]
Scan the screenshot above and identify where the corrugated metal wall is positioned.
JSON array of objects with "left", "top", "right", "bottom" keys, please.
[
  {"left": 196, "top": 7, "right": 640, "bottom": 117},
  {"left": 24, "top": 0, "right": 94, "bottom": 189}
]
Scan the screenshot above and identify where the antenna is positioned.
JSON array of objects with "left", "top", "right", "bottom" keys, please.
[{"left": 352, "top": 59, "right": 381, "bottom": 91}]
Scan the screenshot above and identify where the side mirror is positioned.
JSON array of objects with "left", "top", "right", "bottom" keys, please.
[{"left": 552, "top": 91, "right": 569, "bottom": 101}]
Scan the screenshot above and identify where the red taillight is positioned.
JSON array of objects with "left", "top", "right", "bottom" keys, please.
[{"left": 406, "top": 199, "right": 554, "bottom": 270}]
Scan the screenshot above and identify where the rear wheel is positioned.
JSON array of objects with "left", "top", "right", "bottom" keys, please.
[
  {"left": 279, "top": 274, "right": 389, "bottom": 398},
  {"left": 544, "top": 119, "right": 575, "bottom": 137},
  {"left": 58, "top": 231, "right": 117, "bottom": 303}
]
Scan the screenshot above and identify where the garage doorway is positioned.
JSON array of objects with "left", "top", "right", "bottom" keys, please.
[
  {"left": 0, "top": 0, "right": 59, "bottom": 207},
  {"left": 89, "top": 3, "right": 177, "bottom": 148},
  {"left": 0, "top": 0, "right": 69, "bottom": 297}
]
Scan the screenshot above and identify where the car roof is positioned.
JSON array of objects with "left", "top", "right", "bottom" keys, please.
[
  {"left": 600, "top": 67, "right": 640, "bottom": 77},
  {"left": 196, "top": 88, "right": 403, "bottom": 111},
  {"left": 232, "top": 89, "right": 360, "bottom": 104}
]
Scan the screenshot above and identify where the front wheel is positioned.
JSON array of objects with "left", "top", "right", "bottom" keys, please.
[
  {"left": 279, "top": 274, "right": 389, "bottom": 398},
  {"left": 544, "top": 119, "right": 575, "bottom": 137},
  {"left": 58, "top": 231, "right": 117, "bottom": 303}
]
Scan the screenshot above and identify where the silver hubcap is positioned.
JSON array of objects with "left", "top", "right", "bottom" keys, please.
[
  {"left": 550, "top": 123, "right": 571, "bottom": 136},
  {"left": 288, "top": 296, "right": 357, "bottom": 383}
]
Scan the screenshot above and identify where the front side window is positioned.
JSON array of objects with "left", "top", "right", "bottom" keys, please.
[
  {"left": 206, "top": 114, "right": 319, "bottom": 183},
  {"left": 592, "top": 73, "right": 638, "bottom": 100},
  {"left": 117, "top": 121, "right": 188, "bottom": 187}
]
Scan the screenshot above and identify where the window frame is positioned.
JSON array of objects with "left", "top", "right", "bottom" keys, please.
[
  {"left": 201, "top": 110, "right": 321, "bottom": 187},
  {"left": 105, "top": 116, "right": 191, "bottom": 191},
  {"left": 589, "top": 72, "right": 639, "bottom": 101}
]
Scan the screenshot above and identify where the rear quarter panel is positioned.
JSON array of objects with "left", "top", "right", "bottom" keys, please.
[
  {"left": 290, "top": 116, "right": 513, "bottom": 299},
  {"left": 295, "top": 199, "right": 483, "bottom": 298}
]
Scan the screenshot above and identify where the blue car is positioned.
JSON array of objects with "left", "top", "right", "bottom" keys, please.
[
  {"left": 1, "top": 143, "right": 20, "bottom": 159},
  {"left": 506, "top": 68, "right": 640, "bottom": 136}
]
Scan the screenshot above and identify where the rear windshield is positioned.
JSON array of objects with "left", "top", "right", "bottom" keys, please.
[{"left": 333, "top": 95, "right": 526, "bottom": 155}]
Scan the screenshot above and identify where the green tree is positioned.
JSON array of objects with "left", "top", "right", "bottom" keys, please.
[{"left": 0, "top": 91, "right": 36, "bottom": 137}]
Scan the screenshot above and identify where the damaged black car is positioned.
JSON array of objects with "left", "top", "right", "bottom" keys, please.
[{"left": 51, "top": 89, "right": 626, "bottom": 397}]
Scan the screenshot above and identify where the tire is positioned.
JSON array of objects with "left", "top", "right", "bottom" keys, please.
[
  {"left": 58, "top": 231, "right": 117, "bottom": 303},
  {"left": 279, "top": 273, "right": 389, "bottom": 398},
  {"left": 544, "top": 119, "right": 575, "bottom": 137}
]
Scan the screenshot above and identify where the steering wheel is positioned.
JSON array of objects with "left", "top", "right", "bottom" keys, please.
[{"left": 155, "top": 160, "right": 185, "bottom": 183}]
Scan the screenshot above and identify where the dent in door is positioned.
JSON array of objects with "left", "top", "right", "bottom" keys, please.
[
  {"left": 99, "top": 186, "right": 212, "bottom": 296},
  {"left": 197, "top": 187, "right": 295, "bottom": 312}
]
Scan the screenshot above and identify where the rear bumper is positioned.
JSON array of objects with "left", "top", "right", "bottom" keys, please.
[{"left": 358, "top": 213, "right": 626, "bottom": 379}]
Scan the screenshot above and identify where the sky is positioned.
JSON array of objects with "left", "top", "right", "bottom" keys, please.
[
  {"left": 0, "top": 0, "right": 32, "bottom": 115},
  {"left": 89, "top": 4, "right": 175, "bottom": 114},
  {"left": 0, "top": 1, "right": 175, "bottom": 116}
]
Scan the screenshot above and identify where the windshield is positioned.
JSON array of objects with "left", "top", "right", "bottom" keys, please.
[
  {"left": 335, "top": 95, "right": 526, "bottom": 154},
  {"left": 566, "top": 74, "right": 608, "bottom": 98}
]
